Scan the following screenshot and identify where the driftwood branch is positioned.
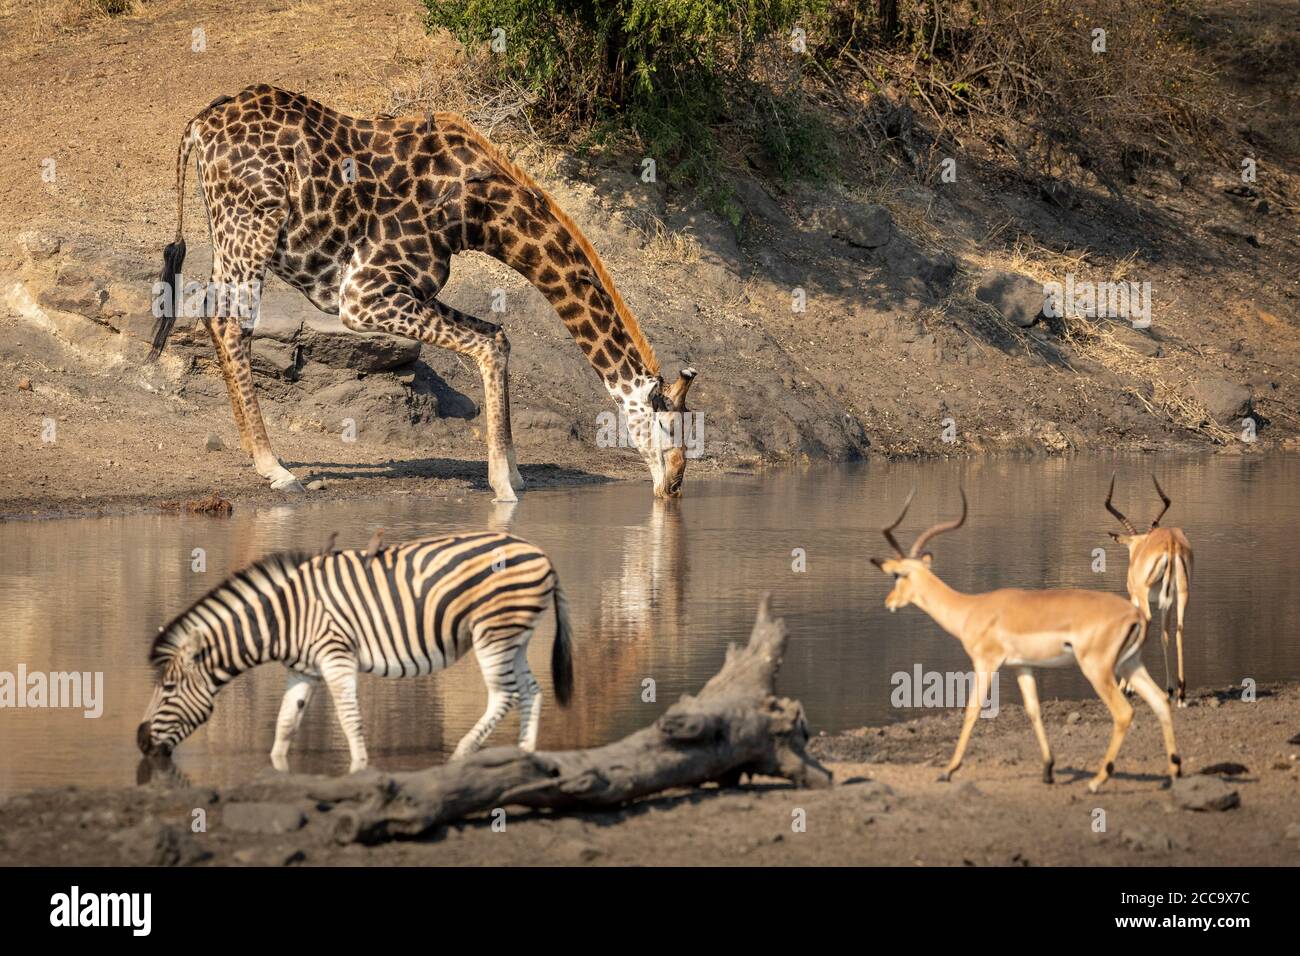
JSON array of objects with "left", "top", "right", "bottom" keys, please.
[{"left": 291, "top": 595, "right": 830, "bottom": 844}]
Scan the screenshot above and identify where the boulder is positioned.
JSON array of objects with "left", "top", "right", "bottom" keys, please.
[
  {"left": 298, "top": 324, "right": 420, "bottom": 373},
  {"left": 1170, "top": 775, "right": 1240, "bottom": 812},
  {"left": 975, "top": 270, "right": 1046, "bottom": 328},
  {"left": 1189, "top": 377, "right": 1252, "bottom": 424}
]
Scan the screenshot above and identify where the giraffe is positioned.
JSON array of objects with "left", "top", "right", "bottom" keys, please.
[{"left": 150, "top": 85, "right": 698, "bottom": 501}]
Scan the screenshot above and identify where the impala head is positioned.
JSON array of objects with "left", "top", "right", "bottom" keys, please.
[
  {"left": 620, "top": 367, "right": 698, "bottom": 498},
  {"left": 871, "top": 488, "right": 968, "bottom": 611},
  {"left": 1104, "top": 474, "right": 1172, "bottom": 550},
  {"left": 137, "top": 626, "right": 216, "bottom": 758}
]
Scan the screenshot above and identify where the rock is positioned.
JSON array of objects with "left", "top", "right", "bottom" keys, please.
[
  {"left": 17, "top": 377, "right": 32, "bottom": 391},
  {"left": 559, "top": 839, "right": 606, "bottom": 863},
  {"left": 1196, "top": 762, "right": 1249, "bottom": 777},
  {"left": 1288, "top": 732, "right": 1300, "bottom": 745},
  {"left": 1189, "top": 378, "right": 1252, "bottom": 425},
  {"left": 1284, "top": 823, "right": 1300, "bottom": 841},
  {"left": 233, "top": 846, "right": 307, "bottom": 866},
  {"left": 1066, "top": 711, "right": 1082, "bottom": 725},
  {"left": 974, "top": 270, "right": 1046, "bottom": 328},
  {"left": 881, "top": 236, "right": 956, "bottom": 292},
  {"left": 222, "top": 802, "right": 308, "bottom": 834},
  {"left": 814, "top": 203, "right": 893, "bottom": 248},
  {"left": 1170, "top": 775, "right": 1240, "bottom": 812},
  {"left": 204, "top": 431, "right": 224, "bottom": 452},
  {"left": 1121, "top": 824, "right": 1184, "bottom": 853},
  {"left": 152, "top": 824, "right": 212, "bottom": 867},
  {"left": 17, "top": 230, "right": 62, "bottom": 260},
  {"left": 250, "top": 338, "right": 302, "bottom": 380},
  {"left": 298, "top": 324, "right": 420, "bottom": 373}
]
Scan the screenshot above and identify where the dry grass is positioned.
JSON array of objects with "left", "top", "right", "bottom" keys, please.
[{"left": 636, "top": 216, "right": 702, "bottom": 266}]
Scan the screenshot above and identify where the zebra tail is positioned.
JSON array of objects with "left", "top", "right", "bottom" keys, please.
[{"left": 551, "top": 578, "right": 574, "bottom": 707}]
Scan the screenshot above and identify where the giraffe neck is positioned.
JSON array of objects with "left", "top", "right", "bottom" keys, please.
[
  {"left": 484, "top": 213, "right": 657, "bottom": 393},
  {"left": 443, "top": 118, "right": 661, "bottom": 393}
]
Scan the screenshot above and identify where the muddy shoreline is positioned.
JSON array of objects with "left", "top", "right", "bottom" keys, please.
[{"left": 2, "top": 681, "right": 1296, "bottom": 867}]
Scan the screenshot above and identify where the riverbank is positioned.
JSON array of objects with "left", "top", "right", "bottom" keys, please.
[{"left": 2, "top": 681, "right": 1295, "bottom": 866}]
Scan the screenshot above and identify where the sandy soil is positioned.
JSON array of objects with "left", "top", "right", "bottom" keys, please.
[
  {"left": 1, "top": 0, "right": 1298, "bottom": 520},
  {"left": 1, "top": 682, "right": 1295, "bottom": 866}
]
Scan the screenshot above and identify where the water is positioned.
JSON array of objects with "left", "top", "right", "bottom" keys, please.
[{"left": 1, "top": 455, "right": 1297, "bottom": 794}]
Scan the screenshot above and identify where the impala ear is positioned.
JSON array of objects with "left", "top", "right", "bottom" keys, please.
[
  {"left": 920, "top": 553, "right": 934, "bottom": 567},
  {"left": 665, "top": 367, "right": 697, "bottom": 410},
  {"left": 869, "top": 557, "right": 885, "bottom": 570}
]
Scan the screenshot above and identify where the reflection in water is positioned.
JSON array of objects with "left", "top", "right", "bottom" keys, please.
[{"left": 0, "top": 455, "right": 1297, "bottom": 794}]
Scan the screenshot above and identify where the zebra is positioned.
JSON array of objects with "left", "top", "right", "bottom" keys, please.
[{"left": 136, "top": 531, "right": 574, "bottom": 772}]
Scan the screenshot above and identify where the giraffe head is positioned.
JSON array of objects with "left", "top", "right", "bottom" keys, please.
[{"left": 615, "top": 367, "right": 698, "bottom": 498}]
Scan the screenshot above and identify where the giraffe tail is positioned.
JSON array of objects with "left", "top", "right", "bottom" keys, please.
[
  {"left": 551, "top": 577, "right": 574, "bottom": 707},
  {"left": 149, "top": 95, "right": 231, "bottom": 361}
]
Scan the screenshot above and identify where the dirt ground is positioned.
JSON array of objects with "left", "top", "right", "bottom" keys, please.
[
  {"left": 1, "top": 0, "right": 1298, "bottom": 520},
  {"left": 1, "top": 682, "right": 1296, "bottom": 866}
]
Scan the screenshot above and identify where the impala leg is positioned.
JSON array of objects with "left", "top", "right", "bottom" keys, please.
[
  {"left": 1159, "top": 601, "right": 1175, "bottom": 703},
  {"left": 1119, "top": 659, "right": 1182, "bottom": 785},
  {"left": 270, "top": 670, "right": 318, "bottom": 772},
  {"left": 1174, "top": 558, "right": 1190, "bottom": 707},
  {"left": 1081, "top": 658, "right": 1134, "bottom": 793},
  {"left": 320, "top": 657, "right": 367, "bottom": 773},
  {"left": 1015, "top": 667, "right": 1054, "bottom": 784},
  {"left": 940, "top": 665, "right": 996, "bottom": 783}
]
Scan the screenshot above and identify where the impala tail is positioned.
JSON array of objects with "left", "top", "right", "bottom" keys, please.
[
  {"left": 1157, "top": 546, "right": 1176, "bottom": 610},
  {"left": 551, "top": 578, "right": 574, "bottom": 706}
]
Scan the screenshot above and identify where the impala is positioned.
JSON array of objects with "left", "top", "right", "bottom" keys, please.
[
  {"left": 1105, "top": 475, "right": 1194, "bottom": 706},
  {"left": 871, "top": 489, "right": 1181, "bottom": 792}
]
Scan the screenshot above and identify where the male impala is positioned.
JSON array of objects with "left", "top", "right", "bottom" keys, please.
[
  {"left": 871, "top": 489, "right": 1181, "bottom": 792},
  {"left": 1105, "top": 475, "right": 1194, "bottom": 706}
]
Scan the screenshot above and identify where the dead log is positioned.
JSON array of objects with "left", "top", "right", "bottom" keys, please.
[{"left": 326, "top": 594, "right": 831, "bottom": 844}]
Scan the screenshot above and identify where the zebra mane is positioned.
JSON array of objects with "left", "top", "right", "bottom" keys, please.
[{"left": 149, "top": 550, "right": 312, "bottom": 670}]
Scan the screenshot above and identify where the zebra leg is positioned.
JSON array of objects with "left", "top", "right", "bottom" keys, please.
[
  {"left": 451, "top": 633, "right": 522, "bottom": 759},
  {"left": 269, "top": 670, "right": 318, "bottom": 772},
  {"left": 320, "top": 658, "right": 368, "bottom": 773},
  {"left": 514, "top": 642, "right": 543, "bottom": 752}
]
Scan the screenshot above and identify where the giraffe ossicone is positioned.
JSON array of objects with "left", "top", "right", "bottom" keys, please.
[{"left": 150, "top": 85, "right": 700, "bottom": 499}]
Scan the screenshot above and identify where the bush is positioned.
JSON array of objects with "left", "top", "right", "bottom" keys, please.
[{"left": 425, "top": 0, "right": 832, "bottom": 206}]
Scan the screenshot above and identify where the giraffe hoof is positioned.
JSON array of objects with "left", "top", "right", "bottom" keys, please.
[
  {"left": 492, "top": 489, "right": 518, "bottom": 504},
  {"left": 1087, "top": 778, "right": 1105, "bottom": 794}
]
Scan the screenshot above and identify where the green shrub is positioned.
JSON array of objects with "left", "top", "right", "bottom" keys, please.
[{"left": 425, "top": 0, "right": 832, "bottom": 206}]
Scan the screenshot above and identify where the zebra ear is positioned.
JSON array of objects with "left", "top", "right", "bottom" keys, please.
[{"left": 176, "top": 629, "right": 204, "bottom": 667}]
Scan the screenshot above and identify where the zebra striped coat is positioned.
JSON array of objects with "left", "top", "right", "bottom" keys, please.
[{"left": 137, "top": 531, "right": 573, "bottom": 773}]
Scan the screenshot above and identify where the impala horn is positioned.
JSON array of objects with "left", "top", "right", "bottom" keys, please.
[
  {"left": 909, "top": 487, "right": 968, "bottom": 558},
  {"left": 1104, "top": 473, "right": 1138, "bottom": 535},
  {"left": 1149, "top": 475, "right": 1172, "bottom": 529}
]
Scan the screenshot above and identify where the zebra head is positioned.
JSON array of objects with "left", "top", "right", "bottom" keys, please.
[{"left": 137, "top": 627, "right": 216, "bottom": 757}]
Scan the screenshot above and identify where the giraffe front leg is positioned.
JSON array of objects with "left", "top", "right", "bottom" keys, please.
[
  {"left": 475, "top": 330, "right": 521, "bottom": 501},
  {"left": 340, "top": 264, "right": 522, "bottom": 502}
]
